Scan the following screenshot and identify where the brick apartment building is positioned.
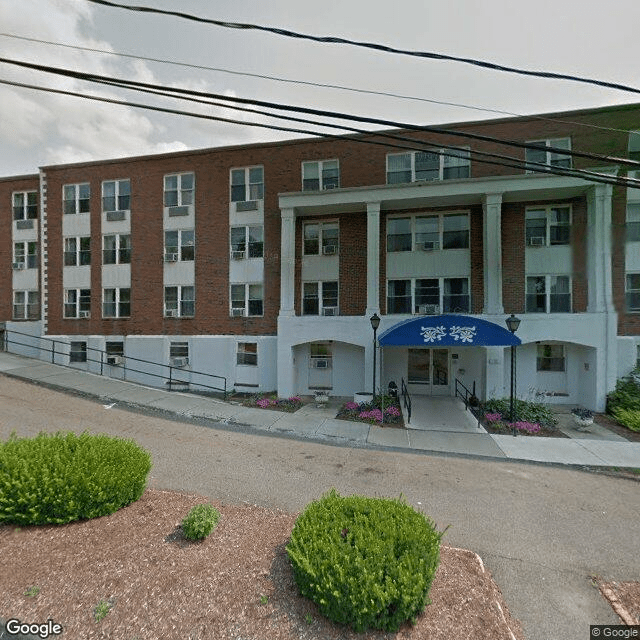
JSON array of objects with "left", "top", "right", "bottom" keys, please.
[{"left": 3, "top": 102, "right": 640, "bottom": 411}]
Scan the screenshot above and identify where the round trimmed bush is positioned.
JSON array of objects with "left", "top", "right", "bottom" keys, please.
[
  {"left": 0, "top": 430, "right": 152, "bottom": 525},
  {"left": 286, "top": 489, "right": 444, "bottom": 632},
  {"left": 181, "top": 503, "right": 221, "bottom": 540}
]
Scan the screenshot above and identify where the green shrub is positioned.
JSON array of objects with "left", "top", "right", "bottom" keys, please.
[
  {"left": 0, "top": 430, "right": 152, "bottom": 525},
  {"left": 482, "top": 398, "right": 558, "bottom": 427},
  {"left": 181, "top": 504, "right": 220, "bottom": 540},
  {"left": 607, "top": 376, "right": 640, "bottom": 414},
  {"left": 286, "top": 489, "right": 444, "bottom": 632},
  {"left": 611, "top": 407, "right": 640, "bottom": 432}
]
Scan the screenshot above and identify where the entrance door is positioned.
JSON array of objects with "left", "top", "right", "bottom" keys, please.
[{"left": 407, "top": 348, "right": 450, "bottom": 395}]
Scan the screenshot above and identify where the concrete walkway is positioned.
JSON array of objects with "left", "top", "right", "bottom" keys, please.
[{"left": 1, "top": 351, "right": 640, "bottom": 468}]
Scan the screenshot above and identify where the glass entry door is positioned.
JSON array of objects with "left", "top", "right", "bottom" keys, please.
[{"left": 407, "top": 348, "right": 450, "bottom": 395}]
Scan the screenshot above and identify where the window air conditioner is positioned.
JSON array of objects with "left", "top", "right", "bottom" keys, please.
[
  {"left": 164, "top": 252, "right": 178, "bottom": 262},
  {"left": 170, "top": 357, "right": 188, "bottom": 367},
  {"left": 106, "top": 355, "right": 123, "bottom": 365},
  {"left": 312, "top": 358, "right": 330, "bottom": 369},
  {"left": 322, "top": 245, "right": 338, "bottom": 255},
  {"left": 528, "top": 236, "right": 545, "bottom": 247},
  {"left": 165, "top": 309, "right": 178, "bottom": 317},
  {"left": 418, "top": 304, "right": 440, "bottom": 315},
  {"left": 231, "top": 308, "right": 244, "bottom": 317},
  {"left": 78, "top": 310, "right": 90, "bottom": 318},
  {"left": 231, "top": 250, "right": 246, "bottom": 260},
  {"left": 421, "top": 241, "right": 439, "bottom": 251},
  {"left": 321, "top": 307, "right": 337, "bottom": 316},
  {"left": 12, "top": 262, "right": 25, "bottom": 270}
]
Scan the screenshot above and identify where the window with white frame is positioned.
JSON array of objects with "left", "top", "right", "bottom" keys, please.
[
  {"left": 386, "top": 148, "right": 470, "bottom": 184},
  {"left": 102, "top": 179, "right": 131, "bottom": 212},
  {"left": 627, "top": 203, "right": 640, "bottom": 242},
  {"left": 230, "top": 283, "right": 263, "bottom": 316},
  {"left": 387, "top": 213, "right": 469, "bottom": 252},
  {"left": 164, "top": 173, "right": 194, "bottom": 207},
  {"left": 170, "top": 341, "right": 189, "bottom": 365},
  {"left": 103, "top": 234, "right": 131, "bottom": 264},
  {"left": 310, "top": 342, "right": 332, "bottom": 368},
  {"left": 164, "top": 229, "right": 195, "bottom": 261},
  {"left": 13, "top": 291, "right": 39, "bottom": 320},
  {"left": 103, "top": 288, "right": 131, "bottom": 318},
  {"left": 64, "top": 289, "right": 91, "bottom": 318},
  {"left": 63, "top": 237, "right": 90, "bottom": 266},
  {"left": 536, "top": 344, "right": 565, "bottom": 372},
  {"left": 303, "top": 222, "right": 339, "bottom": 255},
  {"left": 237, "top": 342, "right": 258, "bottom": 366},
  {"left": 526, "top": 275, "right": 571, "bottom": 313},
  {"left": 387, "top": 277, "right": 470, "bottom": 314},
  {"left": 106, "top": 341, "right": 124, "bottom": 357},
  {"left": 525, "top": 138, "right": 572, "bottom": 171},
  {"left": 164, "top": 286, "right": 195, "bottom": 317},
  {"left": 626, "top": 273, "right": 640, "bottom": 312},
  {"left": 230, "top": 166, "right": 264, "bottom": 202},
  {"left": 525, "top": 206, "right": 571, "bottom": 247},
  {"left": 13, "top": 242, "right": 37, "bottom": 269},
  {"left": 302, "top": 160, "right": 340, "bottom": 191},
  {"left": 302, "top": 281, "right": 338, "bottom": 315},
  {"left": 63, "top": 183, "right": 90, "bottom": 215},
  {"left": 13, "top": 191, "right": 37, "bottom": 220},
  {"left": 230, "top": 226, "right": 263, "bottom": 259},
  {"left": 70, "top": 341, "right": 87, "bottom": 363}
]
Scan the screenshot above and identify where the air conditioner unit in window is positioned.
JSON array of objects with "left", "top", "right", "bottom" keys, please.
[
  {"left": 528, "top": 236, "right": 545, "bottom": 247},
  {"left": 106, "top": 355, "right": 123, "bottom": 365},
  {"left": 312, "top": 358, "right": 330, "bottom": 369},
  {"left": 231, "top": 250, "right": 246, "bottom": 260},
  {"left": 170, "top": 357, "right": 188, "bottom": 368},
  {"left": 322, "top": 245, "right": 338, "bottom": 255},
  {"left": 418, "top": 304, "right": 440, "bottom": 315},
  {"left": 12, "top": 262, "right": 25, "bottom": 270},
  {"left": 231, "top": 308, "right": 244, "bottom": 317},
  {"left": 165, "top": 309, "right": 178, "bottom": 317},
  {"left": 421, "top": 241, "right": 439, "bottom": 251},
  {"left": 78, "top": 310, "right": 90, "bottom": 318},
  {"left": 164, "top": 252, "right": 178, "bottom": 262},
  {"left": 321, "top": 307, "right": 337, "bottom": 316}
]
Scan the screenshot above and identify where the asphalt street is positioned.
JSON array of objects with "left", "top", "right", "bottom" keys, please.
[{"left": 0, "top": 376, "right": 637, "bottom": 640}]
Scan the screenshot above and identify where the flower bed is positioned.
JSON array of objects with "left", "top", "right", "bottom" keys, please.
[
  {"left": 477, "top": 401, "right": 566, "bottom": 438},
  {"left": 242, "top": 394, "right": 304, "bottom": 413},
  {"left": 336, "top": 397, "right": 404, "bottom": 428}
]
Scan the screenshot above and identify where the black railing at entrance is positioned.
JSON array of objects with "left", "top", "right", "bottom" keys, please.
[
  {"left": 455, "top": 378, "right": 476, "bottom": 409},
  {"left": 3, "top": 328, "right": 228, "bottom": 398},
  {"left": 400, "top": 377, "right": 412, "bottom": 424}
]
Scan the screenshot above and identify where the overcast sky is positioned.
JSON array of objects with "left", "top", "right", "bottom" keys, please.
[{"left": 1, "top": 0, "right": 639, "bottom": 176}]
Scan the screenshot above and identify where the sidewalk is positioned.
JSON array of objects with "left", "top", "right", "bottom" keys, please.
[{"left": 1, "top": 351, "right": 640, "bottom": 468}]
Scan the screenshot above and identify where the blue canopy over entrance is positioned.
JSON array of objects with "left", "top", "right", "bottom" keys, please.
[{"left": 378, "top": 314, "right": 521, "bottom": 347}]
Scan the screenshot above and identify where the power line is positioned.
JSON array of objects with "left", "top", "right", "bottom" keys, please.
[
  {"left": 84, "top": 0, "right": 640, "bottom": 97},
  {"left": 0, "top": 31, "right": 636, "bottom": 136},
  {"left": 1, "top": 76, "right": 638, "bottom": 191},
  {"left": 2, "top": 55, "right": 639, "bottom": 172}
]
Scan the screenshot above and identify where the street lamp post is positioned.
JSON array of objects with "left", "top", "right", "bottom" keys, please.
[
  {"left": 370, "top": 313, "right": 381, "bottom": 401},
  {"left": 505, "top": 314, "right": 521, "bottom": 437}
]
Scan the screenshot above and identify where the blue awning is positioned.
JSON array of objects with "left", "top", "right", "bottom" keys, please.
[{"left": 378, "top": 314, "right": 521, "bottom": 347}]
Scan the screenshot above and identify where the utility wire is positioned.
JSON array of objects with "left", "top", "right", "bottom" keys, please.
[
  {"left": 2, "top": 55, "right": 638, "bottom": 171},
  {"left": 85, "top": 0, "right": 640, "bottom": 97},
  {"left": 1, "top": 31, "right": 636, "bottom": 136},
  {"left": 1, "top": 76, "right": 637, "bottom": 191}
]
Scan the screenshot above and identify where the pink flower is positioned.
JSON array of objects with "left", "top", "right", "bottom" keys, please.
[
  {"left": 344, "top": 402, "right": 359, "bottom": 410},
  {"left": 514, "top": 421, "right": 541, "bottom": 434},
  {"left": 385, "top": 406, "right": 401, "bottom": 416},
  {"left": 484, "top": 412, "right": 502, "bottom": 423}
]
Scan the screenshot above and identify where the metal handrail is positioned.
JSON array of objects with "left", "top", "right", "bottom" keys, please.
[
  {"left": 400, "top": 377, "right": 412, "bottom": 424},
  {"left": 455, "top": 378, "right": 476, "bottom": 408},
  {"left": 3, "top": 328, "right": 228, "bottom": 398}
]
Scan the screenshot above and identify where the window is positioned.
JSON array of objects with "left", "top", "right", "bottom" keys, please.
[
  {"left": 302, "top": 160, "right": 340, "bottom": 191},
  {"left": 626, "top": 274, "right": 640, "bottom": 312},
  {"left": 14, "top": 242, "right": 37, "bottom": 269},
  {"left": 106, "top": 341, "right": 124, "bottom": 357},
  {"left": 627, "top": 203, "right": 640, "bottom": 242},
  {"left": 13, "top": 191, "right": 37, "bottom": 220},
  {"left": 102, "top": 179, "right": 131, "bottom": 212},
  {"left": 525, "top": 206, "right": 571, "bottom": 246},
  {"left": 302, "top": 281, "right": 338, "bottom": 315},
  {"left": 387, "top": 213, "right": 469, "bottom": 252},
  {"left": 103, "top": 234, "right": 131, "bottom": 264},
  {"left": 64, "top": 289, "right": 91, "bottom": 318},
  {"left": 164, "top": 229, "right": 195, "bottom": 261},
  {"left": 310, "top": 342, "right": 332, "bottom": 368},
  {"left": 103, "top": 288, "right": 131, "bottom": 318},
  {"left": 164, "top": 286, "right": 195, "bottom": 317},
  {"left": 170, "top": 341, "right": 189, "bottom": 365},
  {"left": 525, "top": 138, "right": 572, "bottom": 171},
  {"left": 63, "top": 183, "right": 90, "bottom": 215},
  {"left": 303, "top": 222, "right": 338, "bottom": 255},
  {"left": 13, "top": 291, "right": 39, "bottom": 320},
  {"left": 629, "top": 131, "right": 640, "bottom": 162},
  {"left": 237, "top": 342, "right": 257, "bottom": 366},
  {"left": 230, "top": 226, "right": 263, "bottom": 259},
  {"left": 63, "top": 237, "right": 90, "bottom": 266},
  {"left": 537, "top": 344, "right": 565, "bottom": 372},
  {"left": 386, "top": 148, "right": 470, "bottom": 184},
  {"left": 230, "top": 283, "right": 263, "bottom": 316},
  {"left": 164, "top": 173, "right": 194, "bottom": 207},
  {"left": 70, "top": 341, "right": 87, "bottom": 363},
  {"left": 387, "top": 278, "right": 470, "bottom": 314},
  {"left": 230, "top": 166, "right": 263, "bottom": 202},
  {"left": 526, "top": 275, "right": 571, "bottom": 313}
]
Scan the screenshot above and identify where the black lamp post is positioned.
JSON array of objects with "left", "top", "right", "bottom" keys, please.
[
  {"left": 370, "top": 313, "right": 381, "bottom": 400},
  {"left": 505, "top": 314, "right": 521, "bottom": 437}
]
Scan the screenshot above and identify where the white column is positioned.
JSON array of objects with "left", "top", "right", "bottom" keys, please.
[
  {"left": 366, "top": 201, "right": 381, "bottom": 316},
  {"left": 586, "top": 184, "right": 614, "bottom": 313},
  {"left": 279, "top": 207, "right": 295, "bottom": 317},
  {"left": 482, "top": 193, "right": 504, "bottom": 315}
]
